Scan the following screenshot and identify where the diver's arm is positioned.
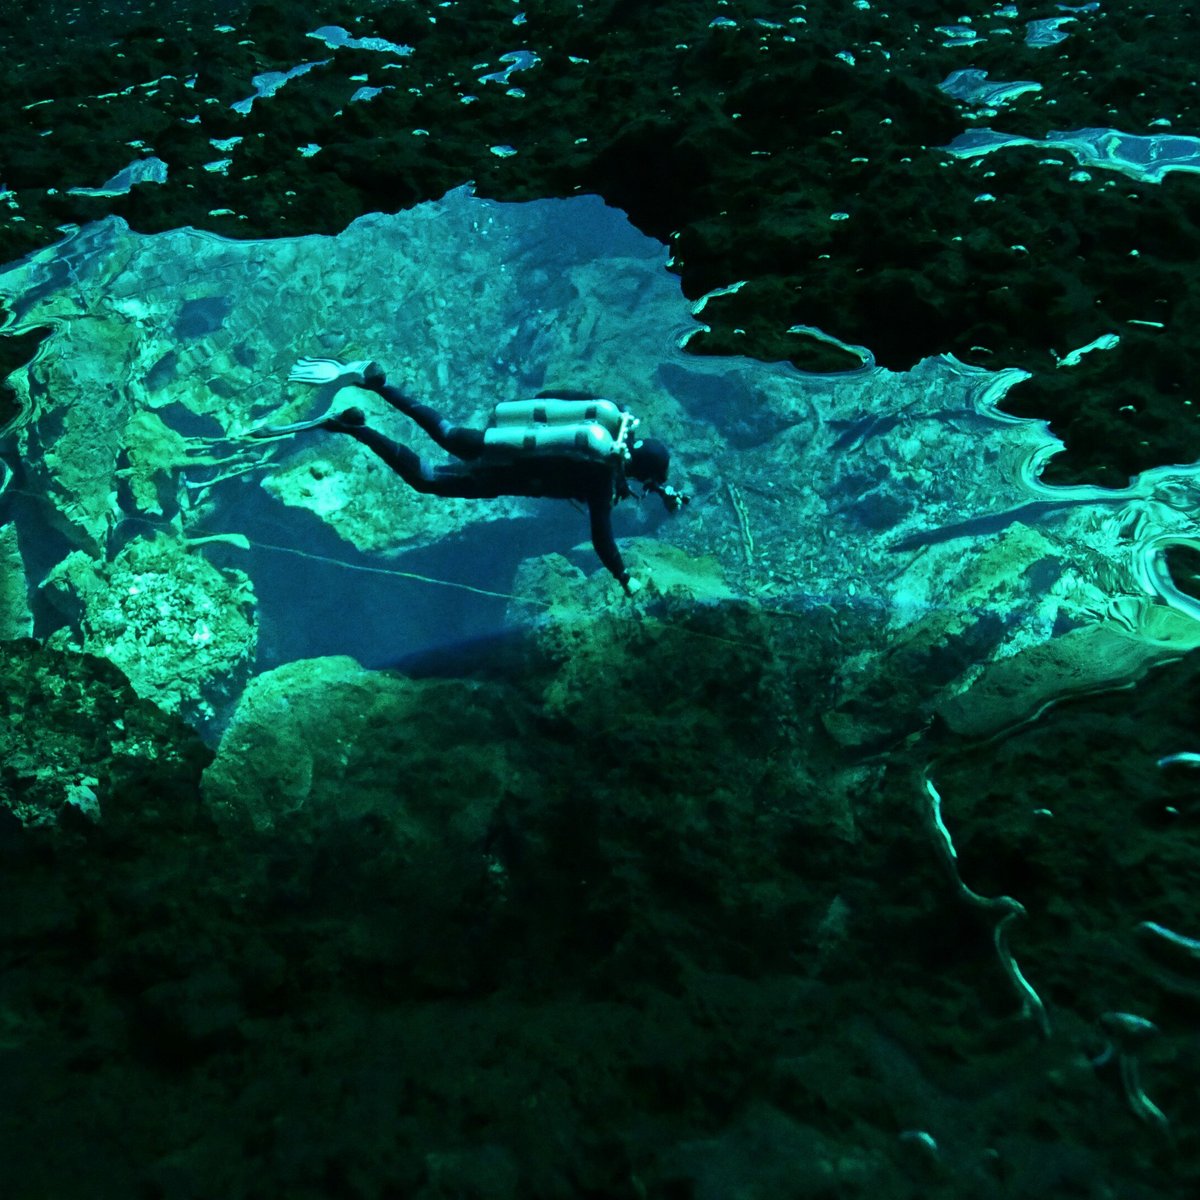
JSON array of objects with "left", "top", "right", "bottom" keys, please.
[{"left": 587, "top": 494, "right": 632, "bottom": 592}]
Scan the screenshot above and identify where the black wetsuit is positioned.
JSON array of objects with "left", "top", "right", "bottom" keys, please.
[{"left": 330, "top": 378, "right": 634, "bottom": 586}]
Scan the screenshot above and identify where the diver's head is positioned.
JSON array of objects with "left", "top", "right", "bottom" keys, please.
[
  {"left": 628, "top": 437, "right": 689, "bottom": 512},
  {"left": 628, "top": 437, "right": 670, "bottom": 487}
]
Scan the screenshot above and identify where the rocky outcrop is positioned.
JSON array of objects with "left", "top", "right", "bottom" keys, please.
[
  {"left": 40, "top": 532, "right": 257, "bottom": 728},
  {"left": 202, "top": 655, "right": 518, "bottom": 836},
  {"left": 0, "top": 639, "right": 210, "bottom": 826}
]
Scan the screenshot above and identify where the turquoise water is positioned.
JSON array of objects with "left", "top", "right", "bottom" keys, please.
[{"left": 2, "top": 3, "right": 1198, "bottom": 1196}]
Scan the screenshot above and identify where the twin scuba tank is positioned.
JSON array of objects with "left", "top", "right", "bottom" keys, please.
[{"left": 482, "top": 397, "right": 639, "bottom": 465}]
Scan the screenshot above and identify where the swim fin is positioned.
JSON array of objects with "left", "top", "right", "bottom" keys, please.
[{"left": 244, "top": 408, "right": 338, "bottom": 438}]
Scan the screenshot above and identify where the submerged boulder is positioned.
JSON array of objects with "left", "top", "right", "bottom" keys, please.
[
  {"left": 0, "top": 522, "right": 32, "bottom": 637},
  {"left": 0, "top": 639, "right": 210, "bottom": 827},
  {"left": 40, "top": 531, "right": 257, "bottom": 728},
  {"left": 202, "top": 655, "right": 518, "bottom": 837}
]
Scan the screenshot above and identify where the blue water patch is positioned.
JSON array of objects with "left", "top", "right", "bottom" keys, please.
[
  {"left": 306, "top": 26, "right": 413, "bottom": 56},
  {"left": 3, "top": 186, "right": 1200, "bottom": 738},
  {"left": 66, "top": 156, "right": 168, "bottom": 197},
  {"left": 477, "top": 50, "right": 540, "bottom": 86},
  {"left": 945, "top": 126, "right": 1200, "bottom": 184},
  {"left": 175, "top": 296, "right": 233, "bottom": 339},
  {"left": 939, "top": 69, "right": 1042, "bottom": 109},
  {"left": 232, "top": 62, "right": 331, "bottom": 115}
]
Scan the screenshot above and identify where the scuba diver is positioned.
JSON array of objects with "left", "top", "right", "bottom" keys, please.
[{"left": 255, "top": 358, "right": 688, "bottom": 594}]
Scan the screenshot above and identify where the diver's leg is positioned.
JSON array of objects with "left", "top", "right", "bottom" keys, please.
[
  {"left": 323, "top": 414, "right": 489, "bottom": 496},
  {"left": 366, "top": 378, "right": 486, "bottom": 461},
  {"left": 323, "top": 416, "right": 438, "bottom": 491}
]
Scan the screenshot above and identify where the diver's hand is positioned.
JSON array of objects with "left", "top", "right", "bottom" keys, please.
[
  {"left": 621, "top": 574, "right": 643, "bottom": 597},
  {"left": 288, "top": 357, "right": 385, "bottom": 389}
]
